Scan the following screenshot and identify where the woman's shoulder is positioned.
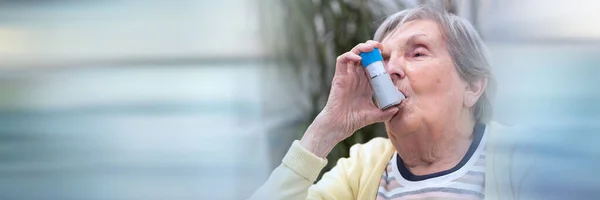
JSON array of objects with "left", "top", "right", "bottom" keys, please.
[
  {"left": 348, "top": 137, "right": 394, "bottom": 157},
  {"left": 342, "top": 137, "right": 395, "bottom": 171}
]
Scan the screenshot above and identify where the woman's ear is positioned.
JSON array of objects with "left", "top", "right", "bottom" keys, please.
[{"left": 464, "top": 78, "right": 487, "bottom": 108}]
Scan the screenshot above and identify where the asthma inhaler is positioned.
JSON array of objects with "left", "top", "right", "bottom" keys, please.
[{"left": 360, "top": 48, "right": 405, "bottom": 110}]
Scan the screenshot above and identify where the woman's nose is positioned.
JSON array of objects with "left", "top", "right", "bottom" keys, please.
[{"left": 385, "top": 58, "right": 406, "bottom": 81}]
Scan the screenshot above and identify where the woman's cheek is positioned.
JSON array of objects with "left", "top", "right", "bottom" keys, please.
[{"left": 406, "top": 62, "right": 437, "bottom": 93}]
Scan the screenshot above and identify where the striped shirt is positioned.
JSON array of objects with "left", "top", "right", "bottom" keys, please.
[{"left": 377, "top": 124, "right": 487, "bottom": 200}]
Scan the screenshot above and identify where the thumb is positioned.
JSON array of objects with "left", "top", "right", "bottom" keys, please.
[
  {"left": 379, "top": 107, "right": 399, "bottom": 122},
  {"left": 366, "top": 107, "right": 399, "bottom": 123}
]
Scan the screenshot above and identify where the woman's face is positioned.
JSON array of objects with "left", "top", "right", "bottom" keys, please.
[{"left": 382, "top": 19, "right": 469, "bottom": 137}]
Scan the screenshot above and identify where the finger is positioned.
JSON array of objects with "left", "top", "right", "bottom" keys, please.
[
  {"left": 354, "top": 62, "right": 369, "bottom": 86},
  {"left": 347, "top": 61, "right": 368, "bottom": 89},
  {"left": 335, "top": 52, "right": 362, "bottom": 75},
  {"left": 379, "top": 107, "right": 399, "bottom": 121},
  {"left": 347, "top": 56, "right": 364, "bottom": 73},
  {"left": 366, "top": 107, "right": 399, "bottom": 123},
  {"left": 365, "top": 40, "right": 384, "bottom": 53},
  {"left": 350, "top": 43, "right": 376, "bottom": 56},
  {"left": 353, "top": 61, "right": 363, "bottom": 75},
  {"left": 347, "top": 60, "right": 357, "bottom": 74}
]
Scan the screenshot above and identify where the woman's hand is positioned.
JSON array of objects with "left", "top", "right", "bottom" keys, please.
[{"left": 300, "top": 41, "right": 399, "bottom": 158}]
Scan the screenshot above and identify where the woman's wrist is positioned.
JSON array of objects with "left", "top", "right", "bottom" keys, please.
[
  {"left": 299, "top": 134, "right": 334, "bottom": 158},
  {"left": 300, "top": 120, "right": 346, "bottom": 158}
]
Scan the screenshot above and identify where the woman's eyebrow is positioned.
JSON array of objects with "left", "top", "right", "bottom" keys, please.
[
  {"left": 405, "top": 34, "right": 427, "bottom": 47},
  {"left": 381, "top": 34, "right": 427, "bottom": 54}
]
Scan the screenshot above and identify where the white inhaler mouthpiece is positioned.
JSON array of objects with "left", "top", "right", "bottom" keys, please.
[{"left": 360, "top": 48, "right": 405, "bottom": 110}]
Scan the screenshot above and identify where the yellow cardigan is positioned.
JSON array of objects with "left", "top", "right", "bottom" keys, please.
[{"left": 250, "top": 122, "right": 528, "bottom": 200}]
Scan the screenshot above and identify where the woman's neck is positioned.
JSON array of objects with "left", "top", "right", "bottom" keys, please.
[{"left": 393, "top": 117, "right": 476, "bottom": 176}]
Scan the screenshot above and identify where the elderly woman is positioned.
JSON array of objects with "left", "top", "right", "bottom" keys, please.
[{"left": 251, "top": 6, "right": 526, "bottom": 200}]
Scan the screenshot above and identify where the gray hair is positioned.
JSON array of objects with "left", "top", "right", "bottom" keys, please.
[{"left": 374, "top": 6, "right": 495, "bottom": 123}]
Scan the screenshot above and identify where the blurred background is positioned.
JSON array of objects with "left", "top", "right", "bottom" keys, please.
[{"left": 0, "top": 0, "right": 599, "bottom": 199}]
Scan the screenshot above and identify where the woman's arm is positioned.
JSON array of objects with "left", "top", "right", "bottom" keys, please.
[
  {"left": 248, "top": 119, "right": 351, "bottom": 200},
  {"left": 248, "top": 41, "right": 398, "bottom": 200},
  {"left": 248, "top": 141, "right": 353, "bottom": 200}
]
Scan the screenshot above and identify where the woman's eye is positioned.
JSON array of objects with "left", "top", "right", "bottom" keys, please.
[
  {"left": 412, "top": 52, "right": 427, "bottom": 58},
  {"left": 410, "top": 46, "right": 428, "bottom": 58}
]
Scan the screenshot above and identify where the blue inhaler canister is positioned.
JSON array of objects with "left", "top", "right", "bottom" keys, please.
[{"left": 360, "top": 48, "right": 405, "bottom": 110}]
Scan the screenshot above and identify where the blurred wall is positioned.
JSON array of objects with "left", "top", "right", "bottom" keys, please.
[
  {"left": 477, "top": 0, "right": 600, "bottom": 198},
  {"left": 0, "top": 0, "right": 272, "bottom": 199}
]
